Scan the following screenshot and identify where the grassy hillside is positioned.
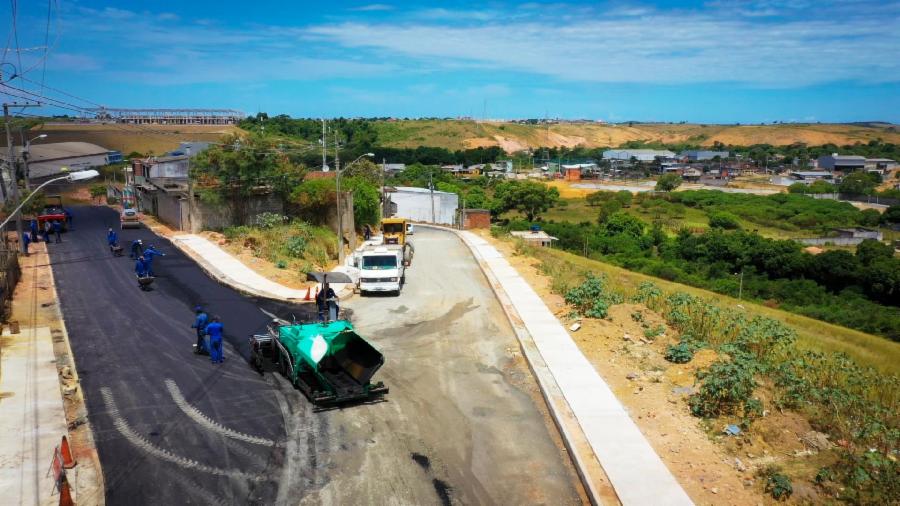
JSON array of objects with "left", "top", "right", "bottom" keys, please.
[
  {"left": 20, "top": 123, "right": 240, "bottom": 155},
  {"left": 372, "top": 120, "right": 900, "bottom": 152}
]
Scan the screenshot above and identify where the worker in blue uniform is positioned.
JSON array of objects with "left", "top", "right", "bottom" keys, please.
[
  {"left": 130, "top": 239, "right": 143, "bottom": 258},
  {"left": 192, "top": 306, "right": 209, "bottom": 355},
  {"left": 142, "top": 245, "right": 166, "bottom": 276},
  {"left": 135, "top": 256, "right": 148, "bottom": 277},
  {"left": 64, "top": 208, "right": 73, "bottom": 230},
  {"left": 29, "top": 219, "right": 39, "bottom": 243},
  {"left": 205, "top": 316, "right": 224, "bottom": 364},
  {"left": 22, "top": 232, "right": 30, "bottom": 256},
  {"left": 52, "top": 220, "right": 62, "bottom": 243},
  {"left": 107, "top": 228, "right": 118, "bottom": 248}
]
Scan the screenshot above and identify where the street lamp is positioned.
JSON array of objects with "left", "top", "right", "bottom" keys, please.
[
  {"left": 22, "top": 134, "right": 48, "bottom": 191},
  {"left": 336, "top": 153, "right": 374, "bottom": 263},
  {"left": 2, "top": 169, "right": 99, "bottom": 240}
]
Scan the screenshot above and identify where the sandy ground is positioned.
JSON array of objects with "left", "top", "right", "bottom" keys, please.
[
  {"left": 475, "top": 230, "right": 806, "bottom": 505},
  {"left": 198, "top": 231, "right": 313, "bottom": 291}
]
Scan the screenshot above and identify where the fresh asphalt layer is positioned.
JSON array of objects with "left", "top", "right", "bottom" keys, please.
[{"left": 50, "top": 206, "right": 583, "bottom": 505}]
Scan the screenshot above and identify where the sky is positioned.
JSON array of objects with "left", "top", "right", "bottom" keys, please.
[{"left": 1, "top": 0, "right": 899, "bottom": 123}]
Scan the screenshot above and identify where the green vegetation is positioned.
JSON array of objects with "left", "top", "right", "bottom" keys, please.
[
  {"left": 89, "top": 184, "right": 106, "bottom": 204},
  {"left": 493, "top": 180, "right": 560, "bottom": 221},
  {"left": 222, "top": 217, "right": 337, "bottom": 271},
  {"left": 513, "top": 210, "right": 900, "bottom": 339},
  {"left": 520, "top": 240, "right": 898, "bottom": 502},
  {"left": 655, "top": 173, "right": 682, "bottom": 192},
  {"left": 563, "top": 274, "right": 622, "bottom": 319}
]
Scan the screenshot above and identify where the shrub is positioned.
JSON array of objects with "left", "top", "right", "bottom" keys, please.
[
  {"left": 275, "top": 260, "right": 287, "bottom": 269},
  {"left": 643, "top": 324, "right": 665, "bottom": 339},
  {"left": 564, "top": 274, "right": 623, "bottom": 319},
  {"left": 763, "top": 471, "right": 793, "bottom": 500},
  {"left": 689, "top": 358, "right": 757, "bottom": 417},
  {"left": 285, "top": 236, "right": 307, "bottom": 258},
  {"left": 707, "top": 211, "right": 741, "bottom": 230},
  {"left": 665, "top": 342, "right": 694, "bottom": 363},
  {"left": 254, "top": 212, "right": 286, "bottom": 229}
]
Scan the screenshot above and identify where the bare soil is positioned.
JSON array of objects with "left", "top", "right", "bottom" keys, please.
[{"left": 477, "top": 231, "right": 836, "bottom": 505}]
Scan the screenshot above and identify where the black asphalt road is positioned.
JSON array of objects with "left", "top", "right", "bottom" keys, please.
[{"left": 49, "top": 206, "right": 317, "bottom": 505}]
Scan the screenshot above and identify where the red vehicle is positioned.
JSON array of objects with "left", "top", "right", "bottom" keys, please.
[{"left": 37, "top": 195, "right": 68, "bottom": 231}]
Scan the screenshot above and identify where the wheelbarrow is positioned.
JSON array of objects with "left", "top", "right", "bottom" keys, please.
[
  {"left": 110, "top": 243, "right": 124, "bottom": 257},
  {"left": 137, "top": 275, "right": 155, "bottom": 291}
]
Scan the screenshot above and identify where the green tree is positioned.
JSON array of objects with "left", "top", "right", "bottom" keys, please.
[
  {"left": 615, "top": 190, "right": 633, "bottom": 207},
  {"left": 597, "top": 199, "right": 623, "bottom": 224},
  {"left": 808, "top": 179, "right": 836, "bottom": 194},
  {"left": 90, "top": 184, "right": 106, "bottom": 204},
  {"left": 856, "top": 239, "right": 894, "bottom": 265},
  {"left": 787, "top": 182, "right": 808, "bottom": 194},
  {"left": 342, "top": 177, "right": 380, "bottom": 227},
  {"left": 494, "top": 180, "right": 560, "bottom": 221},
  {"left": 343, "top": 158, "right": 381, "bottom": 185},
  {"left": 839, "top": 171, "right": 878, "bottom": 195},
  {"left": 881, "top": 204, "right": 900, "bottom": 224},
  {"left": 600, "top": 212, "right": 645, "bottom": 238},
  {"left": 858, "top": 208, "right": 882, "bottom": 227},
  {"left": 656, "top": 174, "right": 683, "bottom": 192}
]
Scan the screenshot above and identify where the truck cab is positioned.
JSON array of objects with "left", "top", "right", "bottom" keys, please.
[
  {"left": 357, "top": 246, "right": 404, "bottom": 295},
  {"left": 381, "top": 218, "right": 408, "bottom": 245}
]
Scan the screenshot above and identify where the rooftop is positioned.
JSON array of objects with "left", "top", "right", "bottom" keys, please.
[
  {"left": 392, "top": 186, "right": 457, "bottom": 196},
  {"left": 7, "top": 141, "right": 109, "bottom": 162}
]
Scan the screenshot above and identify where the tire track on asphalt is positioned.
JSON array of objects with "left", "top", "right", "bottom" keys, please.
[
  {"left": 101, "top": 387, "right": 265, "bottom": 481},
  {"left": 165, "top": 378, "right": 281, "bottom": 447}
]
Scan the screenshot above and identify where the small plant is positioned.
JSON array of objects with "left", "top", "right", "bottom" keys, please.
[
  {"left": 631, "top": 281, "right": 662, "bottom": 308},
  {"left": 286, "top": 236, "right": 307, "bottom": 258},
  {"left": 643, "top": 324, "right": 665, "bottom": 339},
  {"left": 630, "top": 311, "right": 644, "bottom": 323},
  {"left": 254, "top": 212, "right": 286, "bottom": 229},
  {"left": 763, "top": 471, "right": 793, "bottom": 500},
  {"left": 689, "top": 358, "right": 757, "bottom": 417},
  {"left": 564, "top": 274, "right": 623, "bottom": 319},
  {"left": 665, "top": 342, "right": 694, "bottom": 364},
  {"left": 275, "top": 260, "right": 287, "bottom": 269}
]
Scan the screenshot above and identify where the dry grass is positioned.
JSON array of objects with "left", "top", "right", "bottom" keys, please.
[
  {"left": 372, "top": 120, "right": 900, "bottom": 152},
  {"left": 525, "top": 244, "right": 900, "bottom": 374},
  {"left": 24, "top": 123, "right": 240, "bottom": 155}
]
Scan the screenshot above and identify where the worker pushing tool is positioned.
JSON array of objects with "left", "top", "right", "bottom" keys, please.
[
  {"left": 205, "top": 316, "right": 224, "bottom": 364},
  {"left": 130, "top": 239, "right": 143, "bottom": 259},
  {"left": 142, "top": 244, "right": 165, "bottom": 276},
  {"left": 135, "top": 255, "right": 155, "bottom": 291},
  {"left": 191, "top": 306, "right": 209, "bottom": 355}
]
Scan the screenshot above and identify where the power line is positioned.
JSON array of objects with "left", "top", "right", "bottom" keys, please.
[
  {"left": 0, "top": 82, "right": 96, "bottom": 115},
  {"left": 16, "top": 75, "right": 103, "bottom": 108},
  {"left": 9, "top": 0, "right": 23, "bottom": 83},
  {"left": 0, "top": 88, "right": 92, "bottom": 116}
]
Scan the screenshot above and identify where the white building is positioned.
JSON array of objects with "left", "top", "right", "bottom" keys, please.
[
  {"left": 7, "top": 142, "right": 110, "bottom": 180},
  {"left": 387, "top": 186, "right": 458, "bottom": 225},
  {"left": 603, "top": 149, "right": 675, "bottom": 161}
]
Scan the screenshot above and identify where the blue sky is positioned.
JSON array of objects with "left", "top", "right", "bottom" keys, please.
[{"left": 2, "top": 0, "right": 899, "bottom": 123}]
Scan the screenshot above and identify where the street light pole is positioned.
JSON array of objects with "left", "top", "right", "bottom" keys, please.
[
  {"left": 0, "top": 169, "right": 100, "bottom": 232},
  {"left": 22, "top": 133, "right": 48, "bottom": 191}
]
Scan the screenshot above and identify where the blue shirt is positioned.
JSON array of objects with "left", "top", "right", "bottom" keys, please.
[
  {"left": 107, "top": 231, "right": 118, "bottom": 245},
  {"left": 205, "top": 322, "right": 224, "bottom": 340},
  {"left": 143, "top": 248, "right": 163, "bottom": 261},
  {"left": 192, "top": 312, "right": 209, "bottom": 330},
  {"left": 52, "top": 221, "right": 61, "bottom": 231},
  {"left": 135, "top": 259, "right": 148, "bottom": 276}
]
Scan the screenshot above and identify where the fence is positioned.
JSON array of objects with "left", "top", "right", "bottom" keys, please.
[
  {"left": 811, "top": 193, "right": 900, "bottom": 206},
  {"left": 0, "top": 229, "right": 21, "bottom": 322}
]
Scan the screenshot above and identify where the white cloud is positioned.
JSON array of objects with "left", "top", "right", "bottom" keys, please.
[
  {"left": 350, "top": 4, "right": 394, "bottom": 11},
  {"left": 305, "top": 10, "right": 900, "bottom": 87}
]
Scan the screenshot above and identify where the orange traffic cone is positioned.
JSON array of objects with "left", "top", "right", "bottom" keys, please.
[
  {"left": 60, "top": 435, "right": 76, "bottom": 469},
  {"left": 303, "top": 286, "right": 312, "bottom": 301},
  {"left": 59, "top": 477, "right": 74, "bottom": 506}
]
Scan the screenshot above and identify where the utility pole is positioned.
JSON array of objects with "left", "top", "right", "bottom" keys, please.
[
  {"left": 321, "top": 119, "right": 328, "bottom": 171},
  {"left": 334, "top": 132, "right": 342, "bottom": 263},
  {"left": 4, "top": 102, "right": 40, "bottom": 253},
  {"left": 381, "top": 158, "right": 386, "bottom": 220}
]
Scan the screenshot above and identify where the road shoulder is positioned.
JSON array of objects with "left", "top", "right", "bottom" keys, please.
[{"left": 0, "top": 241, "right": 104, "bottom": 505}]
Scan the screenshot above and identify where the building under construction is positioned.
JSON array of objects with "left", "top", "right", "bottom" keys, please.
[{"left": 90, "top": 108, "right": 244, "bottom": 125}]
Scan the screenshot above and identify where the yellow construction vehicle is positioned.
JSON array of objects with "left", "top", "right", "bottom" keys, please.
[{"left": 381, "top": 218, "right": 408, "bottom": 245}]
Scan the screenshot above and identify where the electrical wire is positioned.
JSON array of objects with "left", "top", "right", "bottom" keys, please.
[
  {"left": 16, "top": 75, "right": 103, "bottom": 108},
  {"left": 9, "top": 0, "right": 23, "bottom": 82},
  {"left": 0, "top": 87, "right": 94, "bottom": 116},
  {"left": 0, "top": 82, "right": 96, "bottom": 115}
]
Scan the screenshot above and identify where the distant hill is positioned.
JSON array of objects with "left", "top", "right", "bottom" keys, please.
[
  {"left": 371, "top": 120, "right": 900, "bottom": 152},
  {"left": 14, "top": 120, "right": 900, "bottom": 156}
]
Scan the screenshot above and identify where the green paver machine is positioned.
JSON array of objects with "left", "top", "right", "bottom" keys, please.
[{"left": 249, "top": 319, "right": 388, "bottom": 405}]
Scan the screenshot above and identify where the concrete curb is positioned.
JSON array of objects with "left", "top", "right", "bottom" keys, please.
[
  {"left": 45, "top": 254, "right": 106, "bottom": 505},
  {"left": 419, "top": 224, "right": 614, "bottom": 505},
  {"left": 164, "top": 234, "right": 354, "bottom": 304}
]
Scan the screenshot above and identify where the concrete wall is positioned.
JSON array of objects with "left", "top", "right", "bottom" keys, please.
[
  {"left": 190, "top": 192, "right": 284, "bottom": 232},
  {"left": 391, "top": 190, "right": 459, "bottom": 225},
  {"left": 798, "top": 237, "right": 870, "bottom": 246},
  {"left": 156, "top": 192, "right": 186, "bottom": 230}
]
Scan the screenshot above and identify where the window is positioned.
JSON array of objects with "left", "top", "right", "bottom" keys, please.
[
  {"left": 362, "top": 255, "right": 397, "bottom": 269},
  {"left": 383, "top": 223, "right": 403, "bottom": 233}
]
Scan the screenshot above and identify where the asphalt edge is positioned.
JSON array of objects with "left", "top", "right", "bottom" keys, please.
[
  {"left": 44, "top": 243, "right": 106, "bottom": 505},
  {"left": 419, "top": 224, "right": 614, "bottom": 506}
]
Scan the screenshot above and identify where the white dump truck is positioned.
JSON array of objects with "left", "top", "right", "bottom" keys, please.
[{"left": 356, "top": 246, "right": 407, "bottom": 295}]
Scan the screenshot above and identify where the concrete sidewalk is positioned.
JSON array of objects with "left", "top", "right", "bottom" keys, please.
[
  {"left": 451, "top": 228, "right": 693, "bottom": 506},
  {"left": 170, "top": 234, "right": 354, "bottom": 301},
  {"left": 0, "top": 326, "right": 69, "bottom": 506}
]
